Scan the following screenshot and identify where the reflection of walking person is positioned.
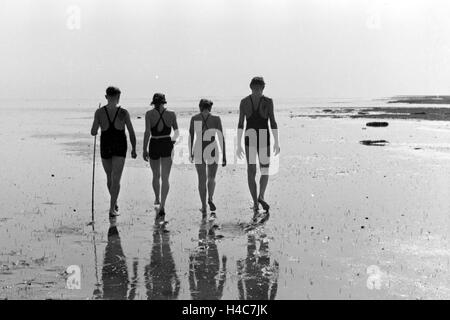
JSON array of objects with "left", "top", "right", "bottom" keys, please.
[
  {"left": 189, "top": 219, "right": 227, "bottom": 300},
  {"left": 144, "top": 227, "right": 180, "bottom": 300},
  {"left": 189, "top": 99, "right": 226, "bottom": 215},
  {"left": 143, "top": 93, "right": 179, "bottom": 218},
  {"left": 101, "top": 224, "right": 130, "bottom": 300},
  {"left": 237, "top": 234, "right": 279, "bottom": 300},
  {"left": 237, "top": 77, "right": 280, "bottom": 213},
  {"left": 91, "top": 87, "right": 137, "bottom": 218}
]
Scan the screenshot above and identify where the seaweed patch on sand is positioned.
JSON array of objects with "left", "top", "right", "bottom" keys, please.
[
  {"left": 290, "top": 106, "right": 450, "bottom": 121},
  {"left": 351, "top": 107, "right": 450, "bottom": 121}
]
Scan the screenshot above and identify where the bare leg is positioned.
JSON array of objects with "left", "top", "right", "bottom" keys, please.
[
  {"left": 195, "top": 163, "right": 207, "bottom": 213},
  {"left": 109, "top": 156, "right": 125, "bottom": 214},
  {"left": 245, "top": 145, "right": 259, "bottom": 210},
  {"left": 258, "top": 166, "right": 269, "bottom": 201},
  {"left": 258, "top": 146, "right": 270, "bottom": 201},
  {"left": 207, "top": 163, "right": 218, "bottom": 203},
  {"left": 258, "top": 147, "right": 271, "bottom": 211},
  {"left": 247, "top": 164, "right": 258, "bottom": 209},
  {"left": 160, "top": 157, "right": 173, "bottom": 211},
  {"left": 149, "top": 158, "right": 161, "bottom": 205},
  {"left": 101, "top": 158, "right": 113, "bottom": 195}
]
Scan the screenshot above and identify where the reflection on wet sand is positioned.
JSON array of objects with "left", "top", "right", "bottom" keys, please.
[
  {"left": 145, "top": 225, "right": 180, "bottom": 300},
  {"left": 189, "top": 219, "right": 227, "bottom": 300},
  {"left": 91, "top": 224, "right": 102, "bottom": 299},
  {"left": 128, "top": 258, "right": 139, "bottom": 300},
  {"left": 237, "top": 234, "right": 279, "bottom": 300},
  {"left": 100, "top": 224, "right": 130, "bottom": 300}
]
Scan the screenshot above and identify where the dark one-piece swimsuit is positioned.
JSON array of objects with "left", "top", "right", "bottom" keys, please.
[
  {"left": 244, "top": 95, "right": 270, "bottom": 159},
  {"left": 201, "top": 113, "right": 217, "bottom": 162},
  {"left": 149, "top": 108, "right": 174, "bottom": 160},
  {"left": 100, "top": 106, "right": 127, "bottom": 159}
]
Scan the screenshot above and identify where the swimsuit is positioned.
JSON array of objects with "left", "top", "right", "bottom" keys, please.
[
  {"left": 193, "top": 113, "right": 219, "bottom": 165},
  {"left": 149, "top": 108, "right": 174, "bottom": 160},
  {"left": 100, "top": 106, "right": 127, "bottom": 159},
  {"left": 244, "top": 95, "right": 270, "bottom": 164}
]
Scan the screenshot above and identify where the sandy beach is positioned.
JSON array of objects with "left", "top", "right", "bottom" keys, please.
[{"left": 1, "top": 100, "right": 449, "bottom": 300}]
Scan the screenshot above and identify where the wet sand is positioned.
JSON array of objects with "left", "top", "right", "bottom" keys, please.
[{"left": 1, "top": 103, "right": 449, "bottom": 299}]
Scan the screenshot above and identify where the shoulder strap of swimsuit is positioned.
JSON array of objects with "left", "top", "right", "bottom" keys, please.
[
  {"left": 111, "top": 107, "right": 121, "bottom": 124},
  {"left": 201, "top": 113, "right": 210, "bottom": 130},
  {"left": 249, "top": 95, "right": 254, "bottom": 110},
  {"left": 257, "top": 96, "right": 263, "bottom": 112},
  {"left": 249, "top": 95, "right": 263, "bottom": 113},
  {"left": 104, "top": 106, "right": 112, "bottom": 124},
  {"left": 153, "top": 108, "right": 167, "bottom": 128}
]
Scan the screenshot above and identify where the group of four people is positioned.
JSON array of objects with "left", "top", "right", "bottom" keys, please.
[{"left": 90, "top": 77, "right": 280, "bottom": 219}]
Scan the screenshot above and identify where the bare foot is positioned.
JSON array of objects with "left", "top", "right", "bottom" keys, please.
[
  {"left": 109, "top": 209, "right": 120, "bottom": 218},
  {"left": 258, "top": 198, "right": 270, "bottom": 211},
  {"left": 208, "top": 199, "right": 216, "bottom": 212},
  {"left": 157, "top": 207, "right": 165, "bottom": 218}
]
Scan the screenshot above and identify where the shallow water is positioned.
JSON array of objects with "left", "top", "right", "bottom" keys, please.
[{"left": 0, "top": 102, "right": 449, "bottom": 299}]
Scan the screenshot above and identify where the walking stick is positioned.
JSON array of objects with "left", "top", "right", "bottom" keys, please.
[
  {"left": 91, "top": 223, "right": 102, "bottom": 298},
  {"left": 90, "top": 103, "right": 101, "bottom": 224},
  {"left": 89, "top": 104, "right": 102, "bottom": 297}
]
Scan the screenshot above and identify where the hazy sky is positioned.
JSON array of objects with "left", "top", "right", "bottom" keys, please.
[{"left": 1, "top": 0, "right": 450, "bottom": 100}]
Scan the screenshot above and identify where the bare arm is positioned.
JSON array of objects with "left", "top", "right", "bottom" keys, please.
[
  {"left": 237, "top": 100, "right": 245, "bottom": 157},
  {"left": 268, "top": 100, "right": 279, "bottom": 146},
  {"left": 143, "top": 111, "right": 151, "bottom": 160},
  {"left": 171, "top": 112, "right": 179, "bottom": 142},
  {"left": 217, "top": 117, "right": 226, "bottom": 165},
  {"left": 91, "top": 110, "right": 100, "bottom": 136},
  {"left": 268, "top": 100, "right": 280, "bottom": 155},
  {"left": 188, "top": 117, "right": 195, "bottom": 159},
  {"left": 125, "top": 110, "right": 136, "bottom": 151}
]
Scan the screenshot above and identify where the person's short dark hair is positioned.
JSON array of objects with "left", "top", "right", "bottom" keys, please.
[
  {"left": 250, "top": 76, "right": 265, "bottom": 88},
  {"left": 199, "top": 99, "right": 213, "bottom": 111},
  {"left": 106, "top": 86, "right": 121, "bottom": 97}
]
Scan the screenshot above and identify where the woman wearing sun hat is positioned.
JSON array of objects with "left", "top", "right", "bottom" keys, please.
[{"left": 143, "top": 93, "right": 179, "bottom": 218}]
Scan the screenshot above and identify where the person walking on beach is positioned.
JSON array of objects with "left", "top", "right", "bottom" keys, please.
[
  {"left": 237, "top": 77, "right": 280, "bottom": 213},
  {"left": 189, "top": 99, "right": 226, "bottom": 215},
  {"left": 143, "top": 93, "right": 179, "bottom": 218},
  {"left": 91, "top": 86, "right": 137, "bottom": 218}
]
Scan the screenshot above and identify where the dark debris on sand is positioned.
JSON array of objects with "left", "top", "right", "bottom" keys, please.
[
  {"left": 359, "top": 140, "right": 389, "bottom": 146},
  {"left": 366, "top": 121, "right": 389, "bottom": 127}
]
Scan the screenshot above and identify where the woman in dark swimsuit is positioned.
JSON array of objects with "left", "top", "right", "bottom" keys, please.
[
  {"left": 189, "top": 99, "right": 226, "bottom": 215},
  {"left": 143, "top": 93, "right": 179, "bottom": 218},
  {"left": 237, "top": 77, "right": 280, "bottom": 213},
  {"left": 91, "top": 86, "right": 137, "bottom": 218}
]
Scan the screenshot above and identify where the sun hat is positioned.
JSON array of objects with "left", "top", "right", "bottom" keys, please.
[{"left": 151, "top": 93, "right": 167, "bottom": 105}]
